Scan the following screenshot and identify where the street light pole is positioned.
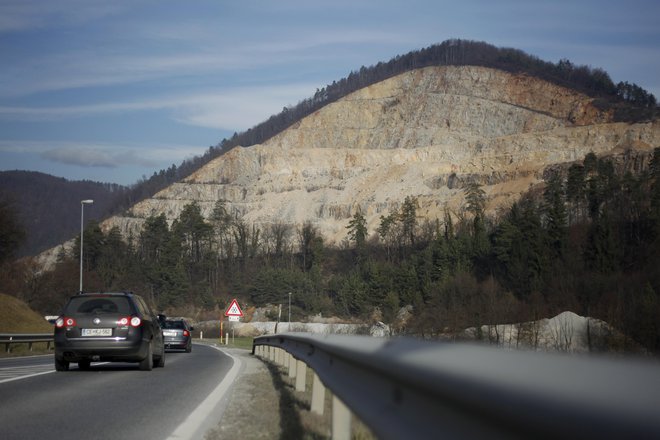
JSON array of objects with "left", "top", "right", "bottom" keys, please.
[{"left": 79, "top": 199, "right": 94, "bottom": 294}]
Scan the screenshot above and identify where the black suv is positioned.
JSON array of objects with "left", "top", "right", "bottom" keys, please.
[{"left": 54, "top": 292, "right": 165, "bottom": 371}]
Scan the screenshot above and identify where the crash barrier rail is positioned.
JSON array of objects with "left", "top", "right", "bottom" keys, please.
[
  {"left": 253, "top": 333, "right": 660, "bottom": 440},
  {"left": 0, "top": 333, "right": 53, "bottom": 353}
]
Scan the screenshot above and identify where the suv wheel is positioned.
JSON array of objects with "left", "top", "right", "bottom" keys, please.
[
  {"left": 139, "top": 341, "right": 153, "bottom": 371},
  {"left": 154, "top": 342, "right": 165, "bottom": 368},
  {"left": 55, "top": 357, "right": 69, "bottom": 372}
]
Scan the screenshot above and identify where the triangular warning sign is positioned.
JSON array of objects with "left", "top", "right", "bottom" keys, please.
[{"left": 224, "top": 298, "right": 244, "bottom": 317}]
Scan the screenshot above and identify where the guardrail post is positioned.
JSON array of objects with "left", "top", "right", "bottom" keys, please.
[
  {"left": 288, "top": 353, "right": 296, "bottom": 378},
  {"left": 332, "top": 395, "right": 351, "bottom": 440},
  {"left": 295, "top": 359, "right": 306, "bottom": 392},
  {"left": 311, "top": 371, "right": 325, "bottom": 415}
]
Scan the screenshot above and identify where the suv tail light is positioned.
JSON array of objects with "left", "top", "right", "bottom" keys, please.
[
  {"left": 183, "top": 330, "right": 190, "bottom": 337},
  {"left": 56, "top": 317, "right": 76, "bottom": 328},
  {"left": 117, "top": 316, "right": 142, "bottom": 327}
]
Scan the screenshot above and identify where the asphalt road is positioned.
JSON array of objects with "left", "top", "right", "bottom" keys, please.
[{"left": 0, "top": 343, "right": 238, "bottom": 440}]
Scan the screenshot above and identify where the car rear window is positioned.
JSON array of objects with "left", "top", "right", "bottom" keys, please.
[
  {"left": 65, "top": 296, "right": 133, "bottom": 315},
  {"left": 163, "top": 321, "right": 185, "bottom": 329}
]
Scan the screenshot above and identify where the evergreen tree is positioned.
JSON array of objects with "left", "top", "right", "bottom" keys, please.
[
  {"left": 0, "top": 196, "right": 26, "bottom": 264},
  {"left": 346, "top": 208, "right": 368, "bottom": 250},
  {"left": 464, "top": 182, "right": 489, "bottom": 257},
  {"left": 400, "top": 196, "right": 419, "bottom": 246},
  {"left": 543, "top": 172, "right": 568, "bottom": 259},
  {"left": 566, "top": 164, "right": 586, "bottom": 224}
]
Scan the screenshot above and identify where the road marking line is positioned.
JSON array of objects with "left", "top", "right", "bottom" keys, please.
[
  {"left": 166, "top": 345, "right": 243, "bottom": 440},
  {"left": 0, "top": 369, "right": 54, "bottom": 384}
]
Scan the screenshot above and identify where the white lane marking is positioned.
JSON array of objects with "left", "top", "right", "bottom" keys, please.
[
  {"left": 0, "top": 366, "right": 54, "bottom": 384},
  {"left": 166, "top": 345, "right": 243, "bottom": 440},
  {"left": 0, "top": 361, "right": 114, "bottom": 384}
]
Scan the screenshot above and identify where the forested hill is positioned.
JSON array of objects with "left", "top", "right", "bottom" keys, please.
[
  {"left": 0, "top": 171, "right": 127, "bottom": 256},
  {"left": 5, "top": 40, "right": 658, "bottom": 258},
  {"left": 113, "top": 39, "right": 657, "bottom": 216}
]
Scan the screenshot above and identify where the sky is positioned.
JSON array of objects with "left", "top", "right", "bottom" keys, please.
[{"left": 1, "top": 0, "right": 658, "bottom": 186}]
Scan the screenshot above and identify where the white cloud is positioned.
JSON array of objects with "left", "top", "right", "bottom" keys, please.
[
  {"left": 0, "top": 83, "right": 318, "bottom": 131},
  {"left": 0, "top": 140, "right": 206, "bottom": 168}
]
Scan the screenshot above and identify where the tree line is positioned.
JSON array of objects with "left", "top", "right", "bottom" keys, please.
[{"left": 2, "top": 149, "right": 659, "bottom": 354}]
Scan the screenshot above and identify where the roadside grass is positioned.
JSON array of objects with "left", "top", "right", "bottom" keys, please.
[
  {"left": 0, "top": 292, "right": 54, "bottom": 358},
  {"left": 196, "top": 336, "right": 254, "bottom": 351}
]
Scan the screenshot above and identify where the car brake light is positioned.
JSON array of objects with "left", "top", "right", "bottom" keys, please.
[
  {"left": 130, "top": 317, "right": 141, "bottom": 327},
  {"left": 56, "top": 317, "right": 76, "bottom": 328},
  {"left": 117, "top": 317, "right": 129, "bottom": 326},
  {"left": 183, "top": 330, "right": 190, "bottom": 337}
]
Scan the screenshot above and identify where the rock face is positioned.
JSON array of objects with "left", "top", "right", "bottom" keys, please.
[{"left": 40, "top": 66, "right": 660, "bottom": 264}]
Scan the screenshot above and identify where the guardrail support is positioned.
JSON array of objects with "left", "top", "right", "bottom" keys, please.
[
  {"left": 311, "top": 371, "right": 325, "bottom": 415},
  {"left": 288, "top": 353, "right": 296, "bottom": 378},
  {"left": 295, "top": 359, "right": 306, "bottom": 392},
  {"left": 332, "top": 395, "right": 351, "bottom": 440}
]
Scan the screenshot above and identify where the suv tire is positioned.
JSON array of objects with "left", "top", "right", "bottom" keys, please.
[
  {"left": 139, "top": 341, "right": 153, "bottom": 371},
  {"left": 154, "top": 342, "right": 165, "bottom": 368},
  {"left": 55, "top": 357, "right": 69, "bottom": 372}
]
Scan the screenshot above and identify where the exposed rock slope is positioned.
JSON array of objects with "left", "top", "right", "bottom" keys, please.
[{"left": 41, "top": 66, "right": 659, "bottom": 263}]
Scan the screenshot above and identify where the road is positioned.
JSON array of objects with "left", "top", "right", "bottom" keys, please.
[{"left": 0, "top": 343, "right": 239, "bottom": 440}]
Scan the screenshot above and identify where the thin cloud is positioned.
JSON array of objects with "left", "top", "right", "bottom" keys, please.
[
  {"left": 41, "top": 147, "right": 120, "bottom": 168},
  {"left": 0, "top": 83, "right": 318, "bottom": 131},
  {"left": 0, "top": 0, "right": 133, "bottom": 32},
  {"left": 1, "top": 140, "right": 206, "bottom": 169}
]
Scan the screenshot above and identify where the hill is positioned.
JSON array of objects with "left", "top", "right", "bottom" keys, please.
[
  {"left": 17, "top": 43, "right": 660, "bottom": 353},
  {"left": 0, "top": 293, "right": 52, "bottom": 333},
  {"left": 0, "top": 171, "right": 128, "bottom": 256},
  {"left": 8, "top": 41, "right": 657, "bottom": 261},
  {"left": 68, "top": 64, "right": 658, "bottom": 252}
]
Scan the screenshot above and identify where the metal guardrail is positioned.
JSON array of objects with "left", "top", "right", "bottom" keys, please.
[
  {"left": 0, "top": 333, "right": 53, "bottom": 353},
  {"left": 253, "top": 333, "right": 660, "bottom": 439}
]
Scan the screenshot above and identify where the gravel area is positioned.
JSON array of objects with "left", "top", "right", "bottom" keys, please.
[
  {"left": 203, "top": 347, "right": 283, "bottom": 439},
  {"left": 203, "top": 347, "right": 374, "bottom": 440}
]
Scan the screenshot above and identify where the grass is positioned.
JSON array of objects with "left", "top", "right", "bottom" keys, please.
[
  {"left": 0, "top": 293, "right": 53, "bottom": 333},
  {"left": 197, "top": 336, "right": 254, "bottom": 351},
  {"left": 0, "top": 292, "right": 54, "bottom": 357}
]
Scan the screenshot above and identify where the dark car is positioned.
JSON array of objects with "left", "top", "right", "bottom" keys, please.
[
  {"left": 54, "top": 292, "right": 165, "bottom": 371},
  {"left": 162, "top": 319, "right": 193, "bottom": 352}
]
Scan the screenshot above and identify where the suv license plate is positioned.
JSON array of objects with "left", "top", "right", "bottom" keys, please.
[{"left": 82, "top": 328, "right": 112, "bottom": 337}]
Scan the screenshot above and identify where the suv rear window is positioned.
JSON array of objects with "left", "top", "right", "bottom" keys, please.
[
  {"left": 163, "top": 321, "right": 186, "bottom": 330},
  {"left": 65, "top": 296, "right": 133, "bottom": 315}
]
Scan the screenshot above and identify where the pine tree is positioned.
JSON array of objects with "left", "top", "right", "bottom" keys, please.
[{"left": 543, "top": 172, "right": 568, "bottom": 259}]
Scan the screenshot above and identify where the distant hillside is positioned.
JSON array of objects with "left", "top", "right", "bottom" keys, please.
[
  {"left": 7, "top": 40, "right": 659, "bottom": 258},
  {"left": 0, "top": 171, "right": 128, "bottom": 256},
  {"left": 101, "top": 40, "right": 659, "bottom": 215}
]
